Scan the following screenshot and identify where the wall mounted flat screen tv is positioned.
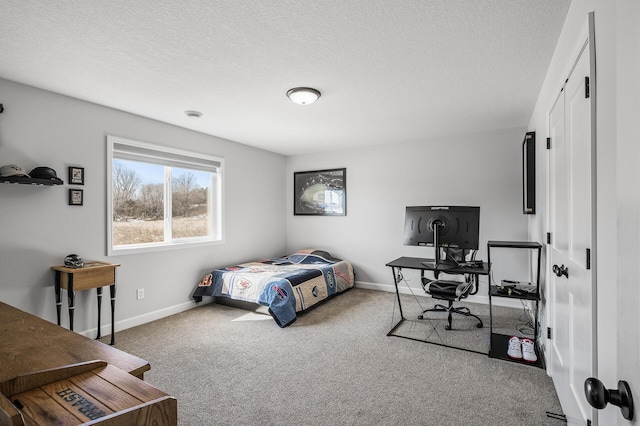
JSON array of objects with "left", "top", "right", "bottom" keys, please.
[{"left": 523, "top": 131, "right": 536, "bottom": 214}]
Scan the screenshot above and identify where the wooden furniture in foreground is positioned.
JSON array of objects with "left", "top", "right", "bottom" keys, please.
[
  {"left": 52, "top": 261, "right": 120, "bottom": 345},
  {"left": 0, "top": 361, "right": 177, "bottom": 426},
  {"left": 0, "top": 301, "right": 150, "bottom": 382},
  {"left": 0, "top": 301, "right": 171, "bottom": 424}
]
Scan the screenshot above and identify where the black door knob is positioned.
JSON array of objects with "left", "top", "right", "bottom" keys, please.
[
  {"left": 552, "top": 264, "right": 569, "bottom": 278},
  {"left": 560, "top": 265, "right": 568, "bottom": 278},
  {"left": 584, "top": 377, "right": 634, "bottom": 420}
]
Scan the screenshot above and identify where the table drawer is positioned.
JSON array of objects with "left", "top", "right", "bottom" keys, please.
[{"left": 59, "top": 268, "right": 115, "bottom": 291}]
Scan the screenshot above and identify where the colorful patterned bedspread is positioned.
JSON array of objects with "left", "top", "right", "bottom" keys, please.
[{"left": 192, "top": 249, "right": 355, "bottom": 327}]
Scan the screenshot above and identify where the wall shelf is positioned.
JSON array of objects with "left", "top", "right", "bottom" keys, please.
[{"left": 0, "top": 176, "right": 63, "bottom": 186}]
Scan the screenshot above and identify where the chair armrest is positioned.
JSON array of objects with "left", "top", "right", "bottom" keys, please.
[
  {"left": 454, "top": 281, "right": 473, "bottom": 297},
  {"left": 468, "top": 275, "right": 479, "bottom": 295}
]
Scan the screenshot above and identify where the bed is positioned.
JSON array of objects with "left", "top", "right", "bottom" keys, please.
[{"left": 192, "top": 249, "right": 355, "bottom": 327}]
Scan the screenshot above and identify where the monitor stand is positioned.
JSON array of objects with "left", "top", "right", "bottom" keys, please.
[{"left": 419, "top": 224, "right": 460, "bottom": 271}]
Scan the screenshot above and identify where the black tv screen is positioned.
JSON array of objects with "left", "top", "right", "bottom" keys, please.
[{"left": 403, "top": 206, "right": 480, "bottom": 250}]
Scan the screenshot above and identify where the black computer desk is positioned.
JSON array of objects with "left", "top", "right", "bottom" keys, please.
[{"left": 385, "top": 256, "right": 490, "bottom": 352}]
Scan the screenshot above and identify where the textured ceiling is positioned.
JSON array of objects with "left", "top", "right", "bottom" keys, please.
[{"left": 0, "top": 1, "right": 570, "bottom": 156}]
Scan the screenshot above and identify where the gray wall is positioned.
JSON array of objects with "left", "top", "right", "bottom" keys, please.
[
  {"left": 286, "top": 127, "right": 530, "bottom": 303},
  {"left": 0, "top": 78, "right": 287, "bottom": 335},
  {"left": 0, "top": 77, "right": 530, "bottom": 334}
]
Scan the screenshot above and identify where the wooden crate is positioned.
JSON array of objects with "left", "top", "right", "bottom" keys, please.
[{"left": 0, "top": 361, "right": 176, "bottom": 426}]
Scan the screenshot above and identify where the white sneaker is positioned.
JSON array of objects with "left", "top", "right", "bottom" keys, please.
[
  {"left": 521, "top": 338, "right": 537, "bottom": 363},
  {"left": 507, "top": 336, "right": 522, "bottom": 359}
]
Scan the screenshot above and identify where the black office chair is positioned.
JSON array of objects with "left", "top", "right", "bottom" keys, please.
[{"left": 418, "top": 248, "right": 483, "bottom": 330}]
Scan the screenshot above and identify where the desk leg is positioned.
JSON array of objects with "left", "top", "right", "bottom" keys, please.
[
  {"left": 387, "top": 266, "right": 406, "bottom": 337},
  {"left": 96, "top": 287, "right": 103, "bottom": 340},
  {"left": 109, "top": 284, "right": 116, "bottom": 345},
  {"left": 392, "top": 267, "right": 405, "bottom": 319},
  {"left": 54, "top": 271, "right": 62, "bottom": 326},
  {"left": 68, "top": 275, "right": 75, "bottom": 331}
]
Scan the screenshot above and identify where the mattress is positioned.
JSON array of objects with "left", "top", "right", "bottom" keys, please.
[{"left": 192, "top": 249, "right": 355, "bottom": 327}]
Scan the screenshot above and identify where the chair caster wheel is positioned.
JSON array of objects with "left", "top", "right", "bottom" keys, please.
[
  {"left": 445, "top": 325, "right": 452, "bottom": 330},
  {"left": 476, "top": 323, "right": 483, "bottom": 329},
  {"left": 418, "top": 315, "right": 424, "bottom": 320}
]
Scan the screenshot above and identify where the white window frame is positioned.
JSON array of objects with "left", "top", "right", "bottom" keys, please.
[{"left": 107, "top": 135, "right": 224, "bottom": 256}]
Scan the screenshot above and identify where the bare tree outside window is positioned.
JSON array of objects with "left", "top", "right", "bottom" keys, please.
[
  {"left": 172, "top": 171, "right": 197, "bottom": 218},
  {"left": 112, "top": 163, "right": 142, "bottom": 219},
  {"left": 111, "top": 161, "right": 164, "bottom": 245},
  {"left": 140, "top": 183, "right": 164, "bottom": 220},
  {"left": 172, "top": 169, "right": 209, "bottom": 239}
]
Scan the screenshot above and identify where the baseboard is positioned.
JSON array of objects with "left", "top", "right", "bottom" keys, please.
[
  {"left": 77, "top": 299, "right": 213, "bottom": 339},
  {"left": 355, "top": 280, "right": 417, "bottom": 295}
]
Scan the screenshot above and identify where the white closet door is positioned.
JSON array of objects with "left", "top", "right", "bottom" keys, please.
[{"left": 548, "top": 33, "right": 595, "bottom": 425}]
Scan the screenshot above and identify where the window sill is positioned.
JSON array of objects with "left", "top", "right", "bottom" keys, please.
[{"left": 108, "top": 238, "right": 224, "bottom": 256}]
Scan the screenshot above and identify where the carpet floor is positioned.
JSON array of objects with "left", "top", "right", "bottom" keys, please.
[{"left": 103, "top": 288, "right": 565, "bottom": 425}]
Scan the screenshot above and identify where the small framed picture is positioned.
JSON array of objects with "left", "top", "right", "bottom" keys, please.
[
  {"left": 69, "top": 189, "right": 84, "bottom": 206},
  {"left": 69, "top": 166, "right": 85, "bottom": 185}
]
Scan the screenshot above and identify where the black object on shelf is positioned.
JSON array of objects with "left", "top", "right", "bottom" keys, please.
[
  {"left": 487, "top": 240, "right": 543, "bottom": 367},
  {"left": 490, "top": 285, "right": 538, "bottom": 301},
  {"left": 0, "top": 176, "right": 63, "bottom": 186}
]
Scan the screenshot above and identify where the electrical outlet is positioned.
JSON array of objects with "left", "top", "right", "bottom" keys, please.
[{"left": 136, "top": 288, "right": 144, "bottom": 300}]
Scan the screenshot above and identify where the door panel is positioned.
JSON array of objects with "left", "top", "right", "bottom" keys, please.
[
  {"left": 565, "top": 43, "right": 593, "bottom": 422},
  {"left": 549, "top": 90, "right": 569, "bottom": 371},
  {"left": 549, "top": 34, "right": 594, "bottom": 424},
  {"left": 566, "top": 60, "right": 591, "bottom": 270}
]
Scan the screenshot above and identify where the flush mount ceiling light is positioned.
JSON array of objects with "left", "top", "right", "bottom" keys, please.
[
  {"left": 286, "top": 87, "right": 321, "bottom": 105},
  {"left": 185, "top": 110, "right": 203, "bottom": 118}
]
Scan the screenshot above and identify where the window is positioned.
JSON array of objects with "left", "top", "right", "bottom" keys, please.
[{"left": 107, "top": 135, "right": 223, "bottom": 255}]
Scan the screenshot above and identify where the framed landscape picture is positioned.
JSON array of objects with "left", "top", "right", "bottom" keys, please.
[{"left": 294, "top": 168, "right": 346, "bottom": 216}]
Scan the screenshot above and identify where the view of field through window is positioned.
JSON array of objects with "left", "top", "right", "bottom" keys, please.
[{"left": 112, "top": 159, "right": 211, "bottom": 246}]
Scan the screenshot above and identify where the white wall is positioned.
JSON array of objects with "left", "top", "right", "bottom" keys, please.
[
  {"left": 0, "top": 78, "right": 287, "bottom": 335},
  {"left": 286, "top": 127, "right": 530, "bottom": 304},
  {"left": 614, "top": 3, "right": 640, "bottom": 425}
]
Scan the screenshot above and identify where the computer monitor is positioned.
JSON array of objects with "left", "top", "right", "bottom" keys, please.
[{"left": 403, "top": 205, "right": 480, "bottom": 268}]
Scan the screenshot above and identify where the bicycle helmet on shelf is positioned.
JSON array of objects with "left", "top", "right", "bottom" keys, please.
[{"left": 64, "top": 254, "right": 84, "bottom": 268}]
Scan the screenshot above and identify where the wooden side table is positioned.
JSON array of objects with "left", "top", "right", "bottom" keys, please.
[{"left": 51, "top": 261, "right": 121, "bottom": 345}]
